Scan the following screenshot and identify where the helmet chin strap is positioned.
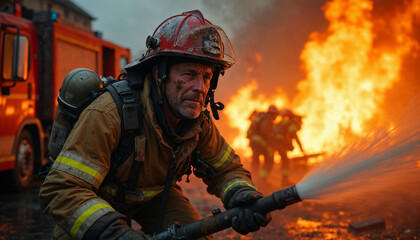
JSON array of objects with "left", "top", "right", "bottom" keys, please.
[
  {"left": 156, "top": 57, "right": 168, "bottom": 105},
  {"left": 204, "top": 90, "right": 224, "bottom": 120},
  {"left": 204, "top": 67, "right": 224, "bottom": 120}
]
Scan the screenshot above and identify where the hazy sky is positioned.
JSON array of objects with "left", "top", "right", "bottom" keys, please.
[
  {"left": 70, "top": 0, "right": 325, "bottom": 99},
  {"left": 71, "top": 0, "right": 249, "bottom": 59}
]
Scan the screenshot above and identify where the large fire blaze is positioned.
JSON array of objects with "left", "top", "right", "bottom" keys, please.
[
  {"left": 181, "top": 1, "right": 420, "bottom": 239},
  {"left": 221, "top": 0, "right": 420, "bottom": 167}
]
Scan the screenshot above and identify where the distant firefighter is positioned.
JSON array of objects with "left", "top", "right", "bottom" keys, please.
[
  {"left": 247, "top": 105, "right": 279, "bottom": 180},
  {"left": 272, "top": 108, "right": 306, "bottom": 186},
  {"left": 248, "top": 110, "right": 259, "bottom": 122}
]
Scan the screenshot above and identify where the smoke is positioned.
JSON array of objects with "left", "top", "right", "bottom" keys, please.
[
  {"left": 203, "top": 0, "right": 328, "bottom": 103},
  {"left": 202, "top": 0, "right": 420, "bottom": 116},
  {"left": 376, "top": 0, "right": 420, "bottom": 118}
]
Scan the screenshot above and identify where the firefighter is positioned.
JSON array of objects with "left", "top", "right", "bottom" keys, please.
[
  {"left": 248, "top": 110, "right": 259, "bottom": 122},
  {"left": 246, "top": 105, "right": 279, "bottom": 181},
  {"left": 39, "top": 10, "right": 270, "bottom": 240},
  {"left": 272, "top": 108, "right": 306, "bottom": 186}
]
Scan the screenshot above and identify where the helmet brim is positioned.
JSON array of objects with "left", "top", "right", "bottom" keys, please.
[{"left": 125, "top": 50, "right": 234, "bottom": 73}]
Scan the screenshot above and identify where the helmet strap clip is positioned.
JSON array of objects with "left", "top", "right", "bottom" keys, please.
[{"left": 156, "top": 57, "right": 169, "bottom": 105}]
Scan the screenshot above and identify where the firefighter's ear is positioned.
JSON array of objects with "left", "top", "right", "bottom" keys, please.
[{"left": 152, "top": 66, "right": 162, "bottom": 85}]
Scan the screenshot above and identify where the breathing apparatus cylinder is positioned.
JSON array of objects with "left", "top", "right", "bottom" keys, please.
[{"left": 48, "top": 68, "right": 102, "bottom": 159}]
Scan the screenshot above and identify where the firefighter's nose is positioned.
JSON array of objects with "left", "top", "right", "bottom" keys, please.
[{"left": 193, "top": 76, "right": 206, "bottom": 93}]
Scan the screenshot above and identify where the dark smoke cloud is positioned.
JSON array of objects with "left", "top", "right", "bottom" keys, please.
[
  {"left": 203, "top": 0, "right": 420, "bottom": 110},
  {"left": 203, "top": 0, "right": 328, "bottom": 103},
  {"left": 372, "top": 0, "right": 420, "bottom": 117}
]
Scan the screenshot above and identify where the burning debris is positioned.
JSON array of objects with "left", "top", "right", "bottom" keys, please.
[{"left": 349, "top": 218, "right": 386, "bottom": 233}]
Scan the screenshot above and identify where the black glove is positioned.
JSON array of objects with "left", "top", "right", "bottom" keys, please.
[
  {"left": 83, "top": 211, "right": 150, "bottom": 240},
  {"left": 224, "top": 187, "right": 272, "bottom": 235}
]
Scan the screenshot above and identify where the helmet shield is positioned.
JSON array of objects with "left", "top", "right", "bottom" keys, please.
[{"left": 174, "top": 25, "right": 235, "bottom": 68}]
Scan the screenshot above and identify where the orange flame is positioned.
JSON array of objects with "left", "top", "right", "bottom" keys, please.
[
  {"left": 224, "top": 81, "right": 289, "bottom": 158},
  {"left": 296, "top": 217, "right": 322, "bottom": 228},
  {"left": 223, "top": 0, "right": 420, "bottom": 164}
]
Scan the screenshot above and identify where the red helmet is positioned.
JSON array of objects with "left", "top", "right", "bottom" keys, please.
[{"left": 125, "top": 10, "right": 236, "bottom": 71}]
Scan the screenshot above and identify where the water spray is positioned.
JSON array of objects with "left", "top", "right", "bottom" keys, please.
[{"left": 155, "top": 96, "right": 420, "bottom": 239}]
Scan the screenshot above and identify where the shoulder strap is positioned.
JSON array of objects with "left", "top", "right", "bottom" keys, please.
[
  {"left": 102, "top": 79, "right": 144, "bottom": 205},
  {"left": 104, "top": 80, "right": 143, "bottom": 167},
  {"left": 107, "top": 80, "right": 142, "bottom": 136}
]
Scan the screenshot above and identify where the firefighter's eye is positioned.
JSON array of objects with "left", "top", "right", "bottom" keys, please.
[
  {"left": 182, "top": 72, "right": 193, "bottom": 79},
  {"left": 204, "top": 74, "right": 212, "bottom": 82}
]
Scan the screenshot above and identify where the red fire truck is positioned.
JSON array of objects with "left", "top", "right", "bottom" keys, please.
[{"left": 0, "top": 5, "right": 131, "bottom": 191}]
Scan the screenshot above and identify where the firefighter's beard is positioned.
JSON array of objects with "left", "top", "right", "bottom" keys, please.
[{"left": 165, "top": 91, "right": 204, "bottom": 120}]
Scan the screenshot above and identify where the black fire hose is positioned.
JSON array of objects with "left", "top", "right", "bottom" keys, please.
[{"left": 153, "top": 185, "right": 302, "bottom": 240}]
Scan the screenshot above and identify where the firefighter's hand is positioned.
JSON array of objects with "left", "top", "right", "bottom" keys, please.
[
  {"left": 232, "top": 207, "right": 271, "bottom": 235},
  {"left": 118, "top": 229, "right": 150, "bottom": 240},
  {"left": 224, "top": 187, "right": 272, "bottom": 235},
  {"left": 224, "top": 187, "right": 262, "bottom": 209}
]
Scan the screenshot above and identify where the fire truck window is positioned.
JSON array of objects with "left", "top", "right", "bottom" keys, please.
[
  {"left": 15, "top": 35, "right": 30, "bottom": 80},
  {"left": 2, "top": 34, "right": 14, "bottom": 80},
  {"left": 2, "top": 33, "right": 29, "bottom": 81},
  {"left": 120, "top": 57, "right": 128, "bottom": 70}
]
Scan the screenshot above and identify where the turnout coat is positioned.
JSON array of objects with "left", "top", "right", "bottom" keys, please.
[{"left": 39, "top": 75, "right": 256, "bottom": 239}]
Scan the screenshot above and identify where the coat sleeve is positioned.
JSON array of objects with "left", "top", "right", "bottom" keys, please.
[
  {"left": 196, "top": 117, "right": 258, "bottom": 204},
  {"left": 38, "top": 94, "right": 130, "bottom": 240}
]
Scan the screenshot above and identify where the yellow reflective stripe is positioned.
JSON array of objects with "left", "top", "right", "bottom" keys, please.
[
  {"left": 143, "top": 190, "right": 161, "bottom": 198},
  {"left": 102, "top": 185, "right": 117, "bottom": 195},
  {"left": 221, "top": 180, "right": 257, "bottom": 200},
  {"left": 56, "top": 156, "right": 105, "bottom": 183},
  {"left": 101, "top": 184, "right": 162, "bottom": 201},
  {"left": 213, "top": 146, "right": 232, "bottom": 169},
  {"left": 70, "top": 203, "right": 113, "bottom": 238},
  {"left": 274, "top": 135, "right": 285, "bottom": 139},
  {"left": 252, "top": 135, "right": 263, "bottom": 141},
  {"left": 288, "top": 124, "right": 298, "bottom": 132},
  {"left": 251, "top": 135, "right": 268, "bottom": 147}
]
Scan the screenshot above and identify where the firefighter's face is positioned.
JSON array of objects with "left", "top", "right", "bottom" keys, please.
[{"left": 164, "top": 62, "right": 213, "bottom": 119}]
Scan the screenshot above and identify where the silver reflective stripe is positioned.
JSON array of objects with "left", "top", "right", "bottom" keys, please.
[
  {"left": 66, "top": 199, "right": 114, "bottom": 240},
  {"left": 53, "top": 151, "right": 108, "bottom": 189},
  {"left": 221, "top": 178, "right": 258, "bottom": 201},
  {"left": 210, "top": 141, "right": 234, "bottom": 170}
]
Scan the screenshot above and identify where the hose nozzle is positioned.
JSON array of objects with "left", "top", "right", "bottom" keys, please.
[{"left": 273, "top": 185, "right": 302, "bottom": 210}]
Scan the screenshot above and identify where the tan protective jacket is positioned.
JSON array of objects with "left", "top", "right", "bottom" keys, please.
[{"left": 39, "top": 75, "right": 255, "bottom": 239}]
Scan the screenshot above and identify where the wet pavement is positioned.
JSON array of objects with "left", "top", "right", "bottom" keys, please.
[
  {"left": 1, "top": 164, "right": 419, "bottom": 240},
  {"left": 0, "top": 179, "right": 54, "bottom": 240},
  {"left": 180, "top": 162, "right": 420, "bottom": 240}
]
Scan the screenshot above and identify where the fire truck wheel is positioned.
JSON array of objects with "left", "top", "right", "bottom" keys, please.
[{"left": 11, "top": 130, "right": 35, "bottom": 191}]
